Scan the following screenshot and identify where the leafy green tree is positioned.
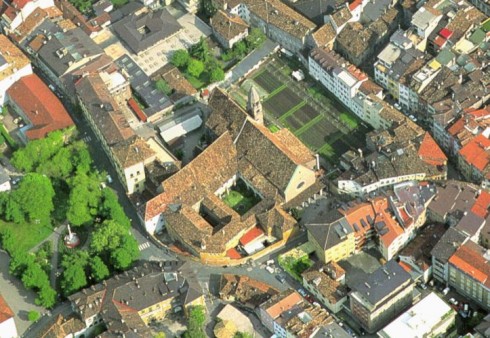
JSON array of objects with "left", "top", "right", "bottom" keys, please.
[
  {"left": 233, "top": 41, "right": 248, "bottom": 58},
  {"left": 11, "top": 131, "right": 64, "bottom": 172},
  {"left": 22, "top": 261, "right": 50, "bottom": 290},
  {"left": 66, "top": 172, "right": 103, "bottom": 226},
  {"left": 187, "top": 59, "right": 205, "bottom": 78},
  {"left": 91, "top": 220, "right": 139, "bottom": 270},
  {"left": 110, "top": 235, "right": 139, "bottom": 270},
  {"left": 245, "top": 28, "right": 266, "bottom": 50},
  {"left": 8, "top": 251, "right": 35, "bottom": 276},
  {"left": 35, "top": 146, "right": 73, "bottom": 179},
  {"left": 36, "top": 285, "right": 56, "bottom": 308},
  {"left": 73, "top": 143, "right": 92, "bottom": 175},
  {"left": 200, "top": 0, "right": 217, "bottom": 17},
  {"left": 210, "top": 67, "right": 225, "bottom": 83},
  {"left": 3, "top": 197, "right": 24, "bottom": 223},
  {"left": 171, "top": 49, "right": 190, "bottom": 68},
  {"left": 189, "top": 37, "right": 210, "bottom": 63},
  {"left": 61, "top": 263, "right": 87, "bottom": 295},
  {"left": 155, "top": 79, "right": 173, "bottom": 96},
  {"left": 183, "top": 305, "right": 207, "bottom": 338},
  {"left": 28, "top": 311, "right": 40, "bottom": 322},
  {"left": 60, "top": 251, "right": 89, "bottom": 295},
  {"left": 100, "top": 189, "right": 131, "bottom": 228},
  {"left": 90, "top": 256, "right": 110, "bottom": 282}
]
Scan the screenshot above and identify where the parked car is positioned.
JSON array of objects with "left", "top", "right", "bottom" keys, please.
[
  {"left": 442, "top": 287, "right": 450, "bottom": 295},
  {"left": 420, "top": 283, "right": 428, "bottom": 290},
  {"left": 265, "top": 266, "right": 274, "bottom": 274},
  {"left": 276, "top": 274, "right": 286, "bottom": 284},
  {"left": 305, "top": 295, "right": 314, "bottom": 303},
  {"left": 449, "top": 298, "right": 458, "bottom": 305},
  {"left": 106, "top": 174, "right": 113, "bottom": 184},
  {"left": 298, "top": 288, "right": 308, "bottom": 297}
]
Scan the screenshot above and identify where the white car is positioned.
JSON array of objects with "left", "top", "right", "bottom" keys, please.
[{"left": 106, "top": 174, "right": 113, "bottom": 184}]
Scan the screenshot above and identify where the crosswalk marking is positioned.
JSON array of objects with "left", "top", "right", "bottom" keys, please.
[
  {"left": 138, "top": 242, "right": 150, "bottom": 251},
  {"left": 82, "top": 135, "right": 91, "bottom": 142}
]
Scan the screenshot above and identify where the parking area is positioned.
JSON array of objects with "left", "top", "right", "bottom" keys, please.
[{"left": 229, "top": 55, "right": 371, "bottom": 164}]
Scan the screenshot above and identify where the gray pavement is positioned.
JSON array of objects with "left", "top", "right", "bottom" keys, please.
[{"left": 0, "top": 251, "right": 44, "bottom": 336}]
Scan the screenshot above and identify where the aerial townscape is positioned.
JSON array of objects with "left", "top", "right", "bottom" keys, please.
[{"left": 0, "top": 0, "right": 489, "bottom": 337}]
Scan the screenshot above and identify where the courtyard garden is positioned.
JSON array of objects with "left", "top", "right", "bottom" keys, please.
[{"left": 222, "top": 180, "right": 261, "bottom": 215}]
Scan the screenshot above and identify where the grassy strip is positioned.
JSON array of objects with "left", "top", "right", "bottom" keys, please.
[
  {"left": 0, "top": 122, "right": 17, "bottom": 149},
  {"left": 317, "top": 143, "right": 336, "bottom": 159},
  {"left": 264, "top": 84, "right": 287, "bottom": 101},
  {"left": 0, "top": 220, "right": 52, "bottom": 253},
  {"left": 268, "top": 124, "right": 280, "bottom": 133},
  {"left": 278, "top": 255, "right": 313, "bottom": 281},
  {"left": 339, "top": 112, "right": 358, "bottom": 129},
  {"left": 278, "top": 101, "right": 306, "bottom": 123},
  {"left": 294, "top": 115, "right": 324, "bottom": 136}
]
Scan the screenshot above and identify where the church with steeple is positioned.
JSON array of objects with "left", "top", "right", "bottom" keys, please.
[{"left": 247, "top": 85, "right": 263, "bottom": 125}]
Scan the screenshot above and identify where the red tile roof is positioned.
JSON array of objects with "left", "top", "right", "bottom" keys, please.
[
  {"left": 240, "top": 226, "right": 264, "bottom": 246},
  {"left": 127, "top": 98, "right": 147, "bottom": 122},
  {"left": 7, "top": 74, "right": 74, "bottom": 140},
  {"left": 399, "top": 261, "right": 412, "bottom": 273},
  {"left": 433, "top": 35, "right": 446, "bottom": 48},
  {"left": 226, "top": 248, "right": 242, "bottom": 259},
  {"left": 0, "top": 295, "right": 14, "bottom": 324},
  {"left": 265, "top": 292, "right": 302, "bottom": 319},
  {"left": 349, "top": 0, "right": 362, "bottom": 11},
  {"left": 459, "top": 134, "right": 490, "bottom": 172},
  {"left": 418, "top": 132, "right": 447, "bottom": 166},
  {"left": 449, "top": 242, "right": 490, "bottom": 286},
  {"left": 471, "top": 191, "right": 490, "bottom": 219},
  {"left": 447, "top": 117, "right": 465, "bottom": 136},
  {"left": 439, "top": 28, "right": 453, "bottom": 39}
]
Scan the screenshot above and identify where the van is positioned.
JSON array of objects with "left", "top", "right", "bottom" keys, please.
[{"left": 442, "top": 287, "right": 450, "bottom": 295}]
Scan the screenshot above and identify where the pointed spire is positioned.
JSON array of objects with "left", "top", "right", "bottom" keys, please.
[{"left": 247, "top": 85, "right": 263, "bottom": 125}]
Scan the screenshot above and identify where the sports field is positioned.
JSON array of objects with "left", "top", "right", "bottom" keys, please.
[{"left": 230, "top": 56, "right": 371, "bottom": 163}]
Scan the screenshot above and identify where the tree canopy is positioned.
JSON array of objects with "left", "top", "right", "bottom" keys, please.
[{"left": 171, "top": 49, "right": 190, "bottom": 68}]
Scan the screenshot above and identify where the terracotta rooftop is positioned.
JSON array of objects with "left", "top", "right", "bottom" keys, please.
[
  {"left": 0, "top": 294, "right": 14, "bottom": 324},
  {"left": 0, "top": 35, "right": 30, "bottom": 82},
  {"left": 311, "top": 23, "right": 336, "bottom": 48},
  {"left": 7, "top": 74, "right": 74, "bottom": 139},
  {"left": 471, "top": 191, "right": 490, "bottom": 219},
  {"left": 459, "top": 134, "right": 490, "bottom": 172},
  {"left": 449, "top": 241, "right": 490, "bottom": 287},
  {"left": 239, "top": 226, "right": 264, "bottom": 246},
  {"left": 418, "top": 132, "right": 447, "bottom": 166},
  {"left": 264, "top": 290, "right": 303, "bottom": 319},
  {"left": 111, "top": 136, "right": 155, "bottom": 168},
  {"left": 245, "top": 0, "right": 316, "bottom": 40},
  {"left": 211, "top": 9, "right": 249, "bottom": 41}
]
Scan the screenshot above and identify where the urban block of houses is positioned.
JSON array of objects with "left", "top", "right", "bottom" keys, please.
[
  {"left": 210, "top": 9, "right": 249, "bottom": 49},
  {"left": 38, "top": 314, "right": 85, "bottom": 338},
  {"left": 258, "top": 289, "right": 332, "bottom": 337},
  {"left": 0, "top": 34, "right": 32, "bottom": 105},
  {"left": 307, "top": 181, "right": 435, "bottom": 262},
  {"left": 143, "top": 88, "right": 324, "bottom": 263},
  {"left": 378, "top": 292, "right": 456, "bottom": 338},
  {"left": 349, "top": 259, "right": 415, "bottom": 333},
  {"left": 214, "top": 0, "right": 316, "bottom": 53},
  {"left": 6, "top": 73, "right": 74, "bottom": 142},
  {"left": 301, "top": 261, "right": 348, "bottom": 314},
  {"left": 0, "top": 295, "right": 17, "bottom": 338},
  {"left": 68, "top": 261, "right": 203, "bottom": 337},
  {"left": 218, "top": 274, "right": 279, "bottom": 308},
  {"left": 0, "top": 0, "right": 55, "bottom": 33}
]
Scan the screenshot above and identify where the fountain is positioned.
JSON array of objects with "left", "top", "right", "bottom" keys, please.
[{"left": 64, "top": 224, "right": 80, "bottom": 248}]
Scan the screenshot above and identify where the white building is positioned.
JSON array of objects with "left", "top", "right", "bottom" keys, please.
[
  {"left": 0, "top": 0, "right": 55, "bottom": 33},
  {"left": 0, "top": 35, "right": 33, "bottom": 105},
  {"left": 0, "top": 295, "right": 17, "bottom": 338},
  {"left": 378, "top": 292, "right": 455, "bottom": 338}
]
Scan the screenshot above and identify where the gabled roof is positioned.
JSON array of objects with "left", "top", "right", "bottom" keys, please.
[
  {"left": 418, "top": 132, "right": 447, "bottom": 166},
  {"left": 211, "top": 10, "right": 248, "bottom": 41},
  {"left": 7, "top": 74, "right": 74, "bottom": 139},
  {"left": 111, "top": 136, "right": 155, "bottom": 168},
  {"left": 449, "top": 241, "right": 490, "bottom": 287},
  {"left": 0, "top": 295, "right": 14, "bottom": 324},
  {"left": 459, "top": 134, "right": 490, "bottom": 172}
]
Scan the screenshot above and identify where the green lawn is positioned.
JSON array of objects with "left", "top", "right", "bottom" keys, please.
[
  {"left": 110, "top": 0, "right": 128, "bottom": 7},
  {"left": 185, "top": 74, "right": 205, "bottom": 89},
  {"left": 268, "top": 124, "right": 280, "bottom": 133},
  {"left": 0, "top": 220, "right": 52, "bottom": 252},
  {"left": 222, "top": 188, "right": 261, "bottom": 215},
  {"left": 339, "top": 112, "right": 358, "bottom": 129},
  {"left": 279, "top": 255, "right": 314, "bottom": 281}
]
